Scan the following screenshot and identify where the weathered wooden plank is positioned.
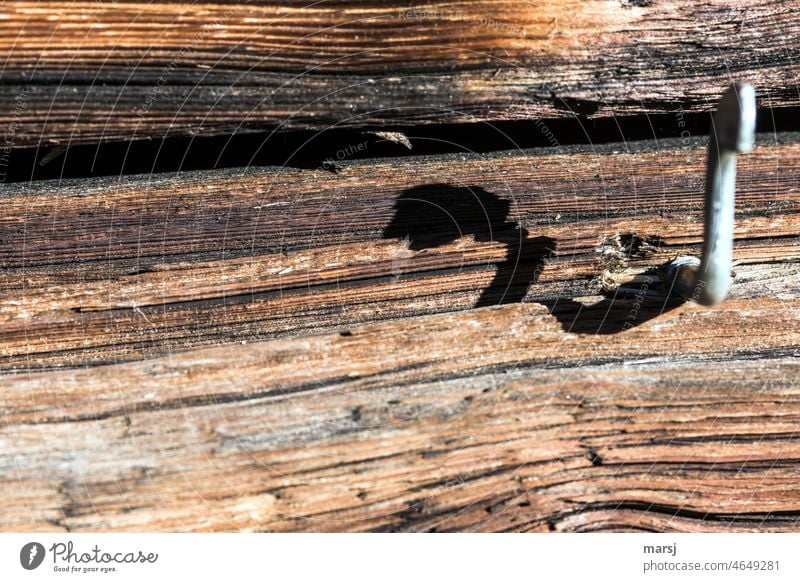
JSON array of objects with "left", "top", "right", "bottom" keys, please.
[
  {"left": 0, "top": 0, "right": 796, "bottom": 538},
  {"left": 2, "top": 134, "right": 798, "bottom": 370},
  {"left": 1, "top": 0, "right": 799, "bottom": 146},
  {"left": 1, "top": 302, "right": 799, "bottom": 532}
]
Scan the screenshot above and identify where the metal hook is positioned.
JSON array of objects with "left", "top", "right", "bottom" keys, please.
[{"left": 667, "top": 83, "right": 756, "bottom": 306}]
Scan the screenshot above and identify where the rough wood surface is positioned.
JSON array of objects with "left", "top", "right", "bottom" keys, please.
[
  {"left": 2, "top": 0, "right": 800, "bottom": 146},
  {"left": 2, "top": 134, "right": 798, "bottom": 370},
  {"left": 1, "top": 133, "right": 799, "bottom": 532},
  {"left": 2, "top": 305, "right": 800, "bottom": 532}
]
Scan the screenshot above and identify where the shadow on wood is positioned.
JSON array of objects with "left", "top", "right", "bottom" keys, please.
[
  {"left": 547, "top": 294, "right": 686, "bottom": 335},
  {"left": 383, "top": 183, "right": 685, "bottom": 333},
  {"left": 382, "top": 184, "right": 555, "bottom": 307}
]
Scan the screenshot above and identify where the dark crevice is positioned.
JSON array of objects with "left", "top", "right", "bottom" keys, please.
[
  {"left": 2, "top": 106, "right": 799, "bottom": 183},
  {"left": 504, "top": 502, "right": 800, "bottom": 533},
  {"left": 562, "top": 501, "right": 800, "bottom": 524},
  {"left": 5, "top": 335, "right": 797, "bottom": 377}
]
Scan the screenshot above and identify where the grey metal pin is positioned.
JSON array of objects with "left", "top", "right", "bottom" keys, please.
[{"left": 667, "top": 83, "right": 756, "bottom": 306}]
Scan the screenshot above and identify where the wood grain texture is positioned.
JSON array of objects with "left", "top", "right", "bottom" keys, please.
[
  {"left": 2, "top": 134, "right": 799, "bottom": 371},
  {"left": 1, "top": 131, "right": 799, "bottom": 532},
  {"left": 1, "top": 304, "right": 800, "bottom": 532},
  {"left": 1, "top": 0, "right": 800, "bottom": 146}
]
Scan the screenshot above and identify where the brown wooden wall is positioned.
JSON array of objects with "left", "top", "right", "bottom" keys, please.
[
  {"left": 1, "top": 1, "right": 799, "bottom": 532},
  {"left": 2, "top": 1, "right": 800, "bottom": 146}
]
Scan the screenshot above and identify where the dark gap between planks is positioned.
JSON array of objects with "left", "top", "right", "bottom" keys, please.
[{"left": 3, "top": 106, "right": 800, "bottom": 183}]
